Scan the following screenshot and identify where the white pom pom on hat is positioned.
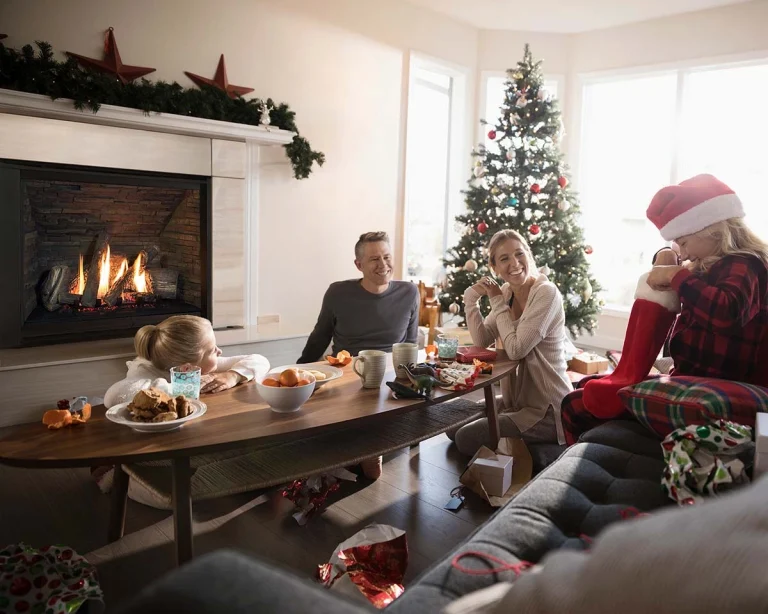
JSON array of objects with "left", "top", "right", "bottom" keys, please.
[{"left": 646, "top": 174, "right": 744, "bottom": 241}]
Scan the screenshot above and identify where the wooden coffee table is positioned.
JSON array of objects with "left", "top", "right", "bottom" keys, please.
[{"left": 0, "top": 354, "right": 518, "bottom": 565}]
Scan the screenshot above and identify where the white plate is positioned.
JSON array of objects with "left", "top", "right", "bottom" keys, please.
[
  {"left": 105, "top": 399, "right": 207, "bottom": 433},
  {"left": 268, "top": 364, "right": 343, "bottom": 388}
]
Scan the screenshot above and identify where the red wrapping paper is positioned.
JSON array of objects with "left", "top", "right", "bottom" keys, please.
[{"left": 317, "top": 525, "right": 408, "bottom": 608}]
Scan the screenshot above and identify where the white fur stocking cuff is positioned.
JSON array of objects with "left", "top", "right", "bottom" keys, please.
[{"left": 635, "top": 272, "right": 681, "bottom": 313}]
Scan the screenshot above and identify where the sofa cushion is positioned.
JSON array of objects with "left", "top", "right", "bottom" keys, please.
[
  {"left": 619, "top": 375, "right": 768, "bottom": 438},
  {"left": 387, "top": 420, "right": 670, "bottom": 613}
]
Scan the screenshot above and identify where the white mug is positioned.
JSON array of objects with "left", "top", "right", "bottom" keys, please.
[
  {"left": 392, "top": 342, "right": 418, "bottom": 380},
  {"left": 353, "top": 350, "right": 387, "bottom": 389}
]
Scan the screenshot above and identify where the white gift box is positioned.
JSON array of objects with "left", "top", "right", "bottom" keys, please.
[
  {"left": 473, "top": 454, "right": 513, "bottom": 497},
  {"left": 754, "top": 413, "right": 768, "bottom": 480}
]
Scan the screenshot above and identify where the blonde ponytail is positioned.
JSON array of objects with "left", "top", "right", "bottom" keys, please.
[
  {"left": 691, "top": 218, "right": 768, "bottom": 273},
  {"left": 133, "top": 316, "right": 213, "bottom": 371}
]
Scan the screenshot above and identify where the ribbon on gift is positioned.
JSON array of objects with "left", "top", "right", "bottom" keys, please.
[
  {"left": 661, "top": 419, "right": 754, "bottom": 506},
  {"left": 317, "top": 524, "right": 408, "bottom": 609}
]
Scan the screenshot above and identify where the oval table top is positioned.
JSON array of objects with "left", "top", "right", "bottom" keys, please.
[{"left": 0, "top": 354, "right": 517, "bottom": 468}]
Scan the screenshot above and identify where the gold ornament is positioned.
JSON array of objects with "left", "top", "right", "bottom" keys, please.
[
  {"left": 449, "top": 302, "right": 460, "bottom": 314},
  {"left": 583, "top": 280, "right": 593, "bottom": 301}
]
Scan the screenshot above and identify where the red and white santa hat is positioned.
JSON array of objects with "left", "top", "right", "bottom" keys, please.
[{"left": 646, "top": 174, "right": 744, "bottom": 241}]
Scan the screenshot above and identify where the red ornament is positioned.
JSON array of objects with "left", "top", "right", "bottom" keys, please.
[
  {"left": 477, "top": 222, "right": 489, "bottom": 234},
  {"left": 66, "top": 28, "right": 156, "bottom": 84},
  {"left": 585, "top": 245, "right": 594, "bottom": 255},
  {"left": 529, "top": 224, "right": 541, "bottom": 235},
  {"left": 530, "top": 183, "right": 541, "bottom": 194},
  {"left": 185, "top": 54, "right": 255, "bottom": 99},
  {"left": 487, "top": 130, "right": 497, "bottom": 140},
  {"left": 558, "top": 176, "right": 568, "bottom": 188}
]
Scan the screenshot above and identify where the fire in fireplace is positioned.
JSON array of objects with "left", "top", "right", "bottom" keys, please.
[{"left": 0, "top": 160, "right": 211, "bottom": 348}]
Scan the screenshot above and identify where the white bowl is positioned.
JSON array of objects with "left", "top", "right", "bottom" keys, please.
[
  {"left": 268, "top": 364, "right": 343, "bottom": 388},
  {"left": 257, "top": 374, "right": 316, "bottom": 413},
  {"left": 105, "top": 399, "right": 207, "bottom": 433}
]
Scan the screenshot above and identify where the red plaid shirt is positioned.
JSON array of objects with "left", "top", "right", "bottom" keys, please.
[{"left": 669, "top": 254, "right": 768, "bottom": 387}]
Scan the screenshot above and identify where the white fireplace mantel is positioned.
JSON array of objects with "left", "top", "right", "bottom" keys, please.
[
  {"left": 0, "top": 88, "right": 295, "bottom": 333},
  {"left": 0, "top": 89, "right": 296, "bottom": 144}
]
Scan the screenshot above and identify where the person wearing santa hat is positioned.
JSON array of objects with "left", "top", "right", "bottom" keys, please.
[{"left": 561, "top": 174, "right": 768, "bottom": 444}]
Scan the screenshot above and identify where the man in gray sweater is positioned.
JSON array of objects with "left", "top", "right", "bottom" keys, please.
[{"left": 298, "top": 231, "right": 420, "bottom": 363}]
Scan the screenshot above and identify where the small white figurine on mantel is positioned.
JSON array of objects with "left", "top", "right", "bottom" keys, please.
[{"left": 258, "top": 100, "right": 273, "bottom": 129}]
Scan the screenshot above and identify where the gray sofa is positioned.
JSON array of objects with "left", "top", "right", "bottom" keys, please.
[{"left": 118, "top": 420, "right": 671, "bottom": 614}]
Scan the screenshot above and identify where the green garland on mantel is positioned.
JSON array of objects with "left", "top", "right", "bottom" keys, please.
[{"left": 0, "top": 40, "right": 325, "bottom": 179}]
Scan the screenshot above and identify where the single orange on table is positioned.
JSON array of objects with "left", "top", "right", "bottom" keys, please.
[{"left": 326, "top": 350, "right": 352, "bottom": 366}]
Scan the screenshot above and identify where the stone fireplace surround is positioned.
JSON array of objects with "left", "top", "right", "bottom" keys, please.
[{"left": 0, "top": 90, "right": 309, "bottom": 426}]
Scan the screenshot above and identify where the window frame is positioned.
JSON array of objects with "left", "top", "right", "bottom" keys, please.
[
  {"left": 570, "top": 49, "right": 768, "bottom": 339},
  {"left": 400, "top": 52, "right": 469, "bottom": 284}
]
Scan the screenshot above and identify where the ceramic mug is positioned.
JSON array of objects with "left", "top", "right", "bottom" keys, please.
[
  {"left": 353, "top": 350, "right": 387, "bottom": 389},
  {"left": 392, "top": 342, "right": 418, "bottom": 379}
]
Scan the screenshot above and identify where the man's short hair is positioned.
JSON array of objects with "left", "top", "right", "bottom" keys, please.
[{"left": 354, "top": 231, "right": 390, "bottom": 261}]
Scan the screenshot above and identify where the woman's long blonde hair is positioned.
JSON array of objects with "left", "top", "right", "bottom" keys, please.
[
  {"left": 487, "top": 229, "right": 537, "bottom": 275},
  {"left": 134, "top": 315, "right": 213, "bottom": 371},
  {"left": 688, "top": 218, "right": 768, "bottom": 273}
]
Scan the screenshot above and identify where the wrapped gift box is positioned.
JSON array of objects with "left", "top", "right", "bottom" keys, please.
[
  {"left": 568, "top": 352, "right": 610, "bottom": 375},
  {"left": 472, "top": 454, "right": 513, "bottom": 497}
]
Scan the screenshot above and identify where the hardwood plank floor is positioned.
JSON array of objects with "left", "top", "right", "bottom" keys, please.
[{"left": 0, "top": 434, "right": 492, "bottom": 610}]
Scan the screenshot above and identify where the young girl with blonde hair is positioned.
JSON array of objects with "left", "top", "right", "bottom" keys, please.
[
  {"left": 452, "top": 229, "right": 572, "bottom": 454},
  {"left": 562, "top": 174, "right": 768, "bottom": 443},
  {"left": 104, "top": 315, "right": 269, "bottom": 407}
]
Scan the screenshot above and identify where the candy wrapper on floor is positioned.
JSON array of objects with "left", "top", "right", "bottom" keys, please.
[
  {"left": 317, "top": 524, "right": 408, "bottom": 609},
  {"left": 281, "top": 468, "right": 358, "bottom": 525},
  {"left": 661, "top": 419, "right": 754, "bottom": 506},
  {"left": 0, "top": 543, "right": 104, "bottom": 614}
]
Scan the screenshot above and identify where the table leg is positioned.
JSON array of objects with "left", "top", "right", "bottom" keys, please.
[
  {"left": 484, "top": 385, "right": 501, "bottom": 450},
  {"left": 172, "top": 456, "right": 193, "bottom": 566},
  {"left": 108, "top": 464, "right": 129, "bottom": 542}
]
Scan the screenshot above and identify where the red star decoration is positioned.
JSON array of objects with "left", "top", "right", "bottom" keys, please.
[
  {"left": 65, "top": 27, "right": 155, "bottom": 84},
  {"left": 185, "top": 55, "right": 254, "bottom": 99}
]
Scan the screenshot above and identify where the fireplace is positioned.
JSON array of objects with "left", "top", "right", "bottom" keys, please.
[{"left": 0, "top": 160, "right": 212, "bottom": 347}]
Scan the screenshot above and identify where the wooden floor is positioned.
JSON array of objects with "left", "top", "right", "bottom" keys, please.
[{"left": 0, "top": 434, "right": 494, "bottom": 610}]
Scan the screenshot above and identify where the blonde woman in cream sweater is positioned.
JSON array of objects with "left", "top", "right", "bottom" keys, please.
[{"left": 452, "top": 230, "right": 572, "bottom": 454}]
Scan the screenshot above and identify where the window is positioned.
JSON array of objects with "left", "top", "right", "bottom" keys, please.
[
  {"left": 403, "top": 56, "right": 467, "bottom": 284},
  {"left": 482, "top": 74, "right": 561, "bottom": 150},
  {"left": 578, "top": 60, "right": 768, "bottom": 308}
]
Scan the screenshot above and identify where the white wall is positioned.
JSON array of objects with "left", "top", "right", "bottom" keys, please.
[{"left": 0, "top": 0, "right": 478, "bottom": 333}]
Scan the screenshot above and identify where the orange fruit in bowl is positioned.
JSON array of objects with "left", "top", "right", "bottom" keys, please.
[
  {"left": 261, "top": 377, "right": 281, "bottom": 387},
  {"left": 279, "top": 368, "right": 300, "bottom": 387},
  {"left": 296, "top": 378, "right": 311, "bottom": 387}
]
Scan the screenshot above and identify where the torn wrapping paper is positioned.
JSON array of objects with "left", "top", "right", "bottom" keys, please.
[
  {"left": 282, "top": 467, "right": 358, "bottom": 525},
  {"left": 460, "top": 437, "right": 532, "bottom": 507},
  {"left": 661, "top": 420, "right": 754, "bottom": 506},
  {"left": 317, "top": 524, "right": 408, "bottom": 609},
  {"left": 436, "top": 363, "right": 480, "bottom": 391},
  {"left": 0, "top": 543, "right": 104, "bottom": 614}
]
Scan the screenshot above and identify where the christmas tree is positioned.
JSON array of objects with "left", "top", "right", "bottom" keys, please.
[{"left": 440, "top": 45, "right": 601, "bottom": 337}]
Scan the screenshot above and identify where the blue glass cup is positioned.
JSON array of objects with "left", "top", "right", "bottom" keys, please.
[
  {"left": 170, "top": 365, "right": 202, "bottom": 400},
  {"left": 436, "top": 334, "right": 459, "bottom": 360}
]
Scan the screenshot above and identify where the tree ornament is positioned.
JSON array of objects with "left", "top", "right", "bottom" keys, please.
[
  {"left": 583, "top": 280, "right": 593, "bottom": 301},
  {"left": 474, "top": 160, "right": 482, "bottom": 167},
  {"left": 185, "top": 54, "right": 254, "bottom": 99},
  {"left": 473, "top": 165, "right": 486, "bottom": 179},
  {"left": 477, "top": 222, "right": 489, "bottom": 234},
  {"left": 449, "top": 302, "right": 460, "bottom": 314},
  {"left": 558, "top": 176, "right": 568, "bottom": 189},
  {"left": 537, "top": 89, "right": 548, "bottom": 101},
  {"left": 516, "top": 95, "right": 528, "bottom": 108},
  {"left": 529, "top": 224, "right": 541, "bottom": 235},
  {"left": 506, "top": 197, "right": 518, "bottom": 206},
  {"left": 505, "top": 150, "right": 514, "bottom": 161},
  {"left": 464, "top": 259, "right": 478, "bottom": 272},
  {"left": 585, "top": 245, "right": 594, "bottom": 255},
  {"left": 530, "top": 183, "right": 541, "bottom": 194},
  {"left": 539, "top": 264, "right": 551, "bottom": 275},
  {"left": 487, "top": 129, "right": 497, "bottom": 140},
  {"left": 558, "top": 199, "right": 570, "bottom": 211},
  {"left": 491, "top": 187, "right": 500, "bottom": 195},
  {"left": 65, "top": 27, "right": 156, "bottom": 84}
]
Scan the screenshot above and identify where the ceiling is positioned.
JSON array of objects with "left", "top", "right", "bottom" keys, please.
[{"left": 405, "top": 0, "right": 752, "bottom": 33}]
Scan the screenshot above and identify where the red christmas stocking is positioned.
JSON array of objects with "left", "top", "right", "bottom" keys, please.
[{"left": 582, "top": 274, "right": 679, "bottom": 419}]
